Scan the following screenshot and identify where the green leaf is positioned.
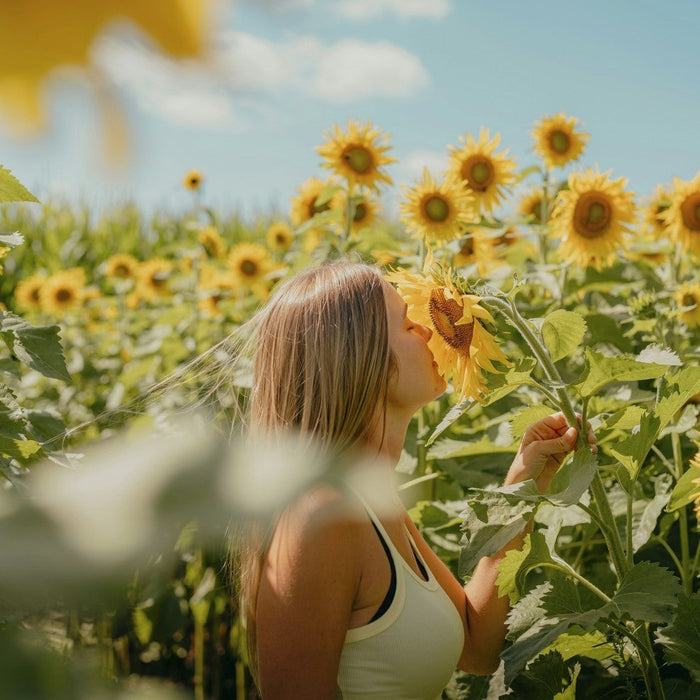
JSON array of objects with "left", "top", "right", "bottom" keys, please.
[
  {"left": 0, "top": 165, "right": 39, "bottom": 203},
  {"left": 611, "top": 561, "right": 680, "bottom": 622},
  {"left": 607, "top": 410, "right": 661, "bottom": 479},
  {"left": 667, "top": 466, "right": 700, "bottom": 512},
  {"left": 507, "top": 650, "right": 575, "bottom": 700},
  {"left": 429, "top": 435, "right": 514, "bottom": 460},
  {"left": 0, "top": 312, "right": 71, "bottom": 382},
  {"left": 0, "top": 386, "right": 26, "bottom": 438},
  {"left": 546, "top": 629, "right": 614, "bottom": 662},
  {"left": 541, "top": 310, "right": 587, "bottom": 362},
  {"left": 481, "top": 358, "right": 538, "bottom": 408},
  {"left": 574, "top": 348, "right": 669, "bottom": 398},
  {"left": 511, "top": 404, "right": 556, "bottom": 441},
  {"left": 425, "top": 396, "right": 475, "bottom": 446},
  {"left": 656, "top": 366, "right": 700, "bottom": 429},
  {"left": 656, "top": 592, "right": 700, "bottom": 681},
  {"left": 0, "top": 436, "right": 42, "bottom": 461},
  {"left": 545, "top": 446, "right": 599, "bottom": 508}
]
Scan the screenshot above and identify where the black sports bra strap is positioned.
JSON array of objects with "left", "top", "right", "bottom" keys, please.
[{"left": 368, "top": 521, "right": 397, "bottom": 623}]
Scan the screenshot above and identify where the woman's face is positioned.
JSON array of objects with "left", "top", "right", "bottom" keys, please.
[{"left": 383, "top": 282, "right": 447, "bottom": 413}]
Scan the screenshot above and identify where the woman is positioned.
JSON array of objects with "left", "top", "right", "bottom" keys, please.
[{"left": 237, "top": 260, "right": 594, "bottom": 699}]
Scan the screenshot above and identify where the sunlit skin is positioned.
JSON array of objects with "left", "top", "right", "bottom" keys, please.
[{"left": 255, "top": 282, "right": 597, "bottom": 698}]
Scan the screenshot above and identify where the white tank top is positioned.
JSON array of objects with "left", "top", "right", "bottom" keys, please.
[{"left": 336, "top": 495, "right": 465, "bottom": 699}]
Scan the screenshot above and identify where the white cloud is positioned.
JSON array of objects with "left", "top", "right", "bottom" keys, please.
[
  {"left": 337, "top": 0, "right": 451, "bottom": 20},
  {"left": 310, "top": 39, "right": 429, "bottom": 101},
  {"left": 397, "top": 149, "right": 449, "bottom": 182}
]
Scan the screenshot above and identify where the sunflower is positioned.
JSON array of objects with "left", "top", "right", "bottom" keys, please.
[
  {"left": 550, "top": 168, "right": 636, "bottom": 271},
  {"left": 531, "top": 113, "right": 590, "bottom": 171},
  {"left": 228, "top": 242, "right": 270, "bottom": 285},
  {"left": 198, "top": 225, "right": 226, "bottom": 258},
  {"left": 104, "top": 253, "right": 139, "bottom": 279},
  {"left": 662, "top": 171, "right": 700, "bottom": 256},
  {"left": 183, "top": 169, "right": 203, "bottom": 191},
  {"left": 640, "top": 184, "right": 672, "bottom": 240},
  {"left": 317, "top": 120, "right": 396, "bottom": 192},
  {"left": 517, "top": 188, "right": 547, "bottom": 225},
  {"left": 39, "top": 268, "right": 86, "bottom": 315},
  {"left": 14, "top": 273, "right": 46, "bottom": 311},
  {"left": 135, "top": 258, "right": 173, "bottom": 301},
  {"left": 289, "top": 177, "right": 344, "bottom": 227},
  {"left": 386, "top": 257, "right": 509, "bottom": 401},
  {"left": 674, "top": 282, "right": 700, "bottom": 328},
  {"left": 446, "top": 128, "right": 517, "bottom": 215},
  {"left": 266, "top": 221, "right": 294, "bottom": 251},
  {"left": 399, "top": 168, "right": 475, "bottom": 242},
  {"left": 453, "top": 228, "right": 499, "bottom": 276},
  {"left": 348, "top": 192, "right": 382, "bottom": 235},
  {"left": 0, "top": 246, "right": 9, "bottom": 274}
]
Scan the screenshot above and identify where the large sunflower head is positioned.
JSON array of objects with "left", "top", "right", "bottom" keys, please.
[
  {"left": 39, "top": 267, "right": 86, "bottom": 316},
  {"left": 228, "top": 242, "right": 270, "bottom": 285},
  {"left": 14, "top": 273, "right": 46, "bottom": 311},
  {"left": 675, "top": 282, "right": 700, "bottom": 329},
  {"left": 531, "top": 113, "right": 590, "bottom": 170},
  {"left": 662, "top": 171, "right": 700, "bottom": 256},
  {"left": 317, "top": 120, "right": 396, "bottom": 192},
  {"left": 447, "top": 128, "right": 517, "bottom": 215},
  {"left": 399, "top": 168, "right": 475, "bottom": 242},
  {"left": 104, "top": 253, "right": 139, "bottom": 279},
  {"left": 385, "top": 256, "right": 509, "bottom": 402},
  {"left": 136, "top": 258, "right": 173, "bottom": 301},
  {"left": 289, "top": 177, "right": 344, "bottom": 227},
  {"left": 550, "top": 168, "right": 637, "bottom": 271},
  {"left": 266, "top": 221, "right": 294, "bottom": 251}
]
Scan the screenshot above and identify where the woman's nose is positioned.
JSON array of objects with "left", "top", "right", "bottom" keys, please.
[{"left": 419, "top": 323, "right": 433, "bottom": 341}]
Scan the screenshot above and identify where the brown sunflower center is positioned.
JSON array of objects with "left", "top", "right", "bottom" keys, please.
[
  {"left": 115, "top": 264, "right": 130, "bottom": 277},
  {"left": 529, "top": 198, "right": 543, "bottom": 224},
  {"left": 275, "top": 232, "right": 288, "bottom": 245},
  {"left": 151, "top": 274, "right": 168, "bottom": 289},
  {"left": 353, "top": 202, "right": 367, "bottom": 223},
  {"left": 428, "top": 288, "right": 473, "bottom": 356},
  {"left": 459, "top": 236, "right": 475, "bottom": 256},
  {"left": 573, "top": 192, "right": 612, "bottom": 238},
  {"left": 343, "top": 146, "right": 373, "bottom": 174},
  {"left": 683, "top": 293, "right": 697, "bottom": 307},
  {"left": 56, "top": 288, "right": 73, "bottom": 303},
  {"left": 680, "top": 193, "right": 700, "bottom": 232},
  {"left": 240, "top": 259, "right": 259, "bottom": 277},
  {"left": 423, "top": 195, "right": 449, "bottom": 222},
  {"left": 30, "top": 288, "right": 40, "bottom": 302},
  {"left": 461, "top": 155, "right": 494, "bottom": 191},
  {"left": 549, "top": 130, "right": 571, "bottom": 154}
]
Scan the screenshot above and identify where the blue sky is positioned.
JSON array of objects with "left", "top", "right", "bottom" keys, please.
[{"left": 1, "top": 0, "right": 699, "bottom": 221}]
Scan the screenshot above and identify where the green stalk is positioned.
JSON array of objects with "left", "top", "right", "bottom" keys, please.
[
  {"left": 672, "top": 431, "right": 692, "bottom": 595},
  {"left": 626, "top": 481, "right": 635, "bottom": 566},
  {"left": 483, "top": 293, "right": 629, "bottom": 580}
]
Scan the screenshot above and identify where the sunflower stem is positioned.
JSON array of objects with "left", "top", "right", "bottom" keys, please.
[
  {"left": 672, "top": 430, "right": 693, "bottom": 595},
  {"left": 481, "top": 291, "right": 629, "bottom": 581}
]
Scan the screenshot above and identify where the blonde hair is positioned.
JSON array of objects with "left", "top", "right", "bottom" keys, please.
[{"left": 236, "top": 260, "right": 396, "bottom": 685}]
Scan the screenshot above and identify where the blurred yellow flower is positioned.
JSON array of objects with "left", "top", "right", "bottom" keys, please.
[
  {"left": 266, "top": 221, "right": 294, "bottom": 251},
  {"left": 289, "top": 177, "right": 343, "bottom": 227},
  {"left": 0, "top": 0, "right": 213, "bottom": 133},
  {"left": 399, "top": 168, "right": 474, "bottom": 242},
  {"left": 640, "top": 184, "right": 672, "bottom": 240},
  {"left": 198, "top": 225, "right": 226, "bottom": 258},
  {"left": 14, "top": 273, "right": 47, "bottom": 311},
  {"left": 317, "top": 120, "right": 396, "bottom": 192},
  {"left": 675, "top": 282, "right": 700, "bottom": 328},
  {"left": 105, "top": 253, "right": 139, "bottom": 279},
  {"left": 228, "top": 242, "right": 270, "bottom": 285},
  {"left": 517, "top": 188, "right": 547, "bottom": 225},
  {"left": 531, "top": 113, "right": 589, "bottom": 170},
  {"left": 551, "top": 168, "right": 636, "bottom": 271},
  {"left": 447, "top": 128, "right": 517, "bottom": 215},
  {"left": 386, "top": 259, "right": 509, "bottom": 401},
  {"left": 662, "top": 171, "right": 700, "bottom": 256},
  {"left": 453, "top": 229, "right": 499, "bottom": 276},
  {"left": 690, "top": 452, "right": 700, "bottom": 518},
  {"left": 183, "top": 169, "right": 204, "bottom": 191},
  {"left": 348, "top": 193, "right": 382, "bottom": 235},
  {"left": 39, "top": 267, "right": 87, "bottom": 315},
  {"left": 136, "top": 258, "right": 172, "bottom": 300}
]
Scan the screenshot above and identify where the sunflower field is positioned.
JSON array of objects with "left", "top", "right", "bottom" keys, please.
[{"left": 3, "top": 113, "right": 700, "bottom": 700}]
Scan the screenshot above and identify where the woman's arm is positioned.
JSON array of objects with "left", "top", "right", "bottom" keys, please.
[
  {"left": 405, "top": 413, "right": 595, "bottom": 674},
  {"left": 256, "top": 487, "right": 364, "bottom": 699}
]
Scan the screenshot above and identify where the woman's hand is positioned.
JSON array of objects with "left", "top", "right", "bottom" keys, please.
[{"left": 505, "top": 412, "right": 597, "bottom": 493}]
